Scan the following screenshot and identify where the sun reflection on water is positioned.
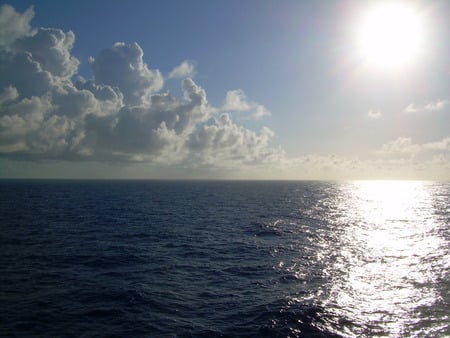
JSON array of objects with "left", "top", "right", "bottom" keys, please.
[{"left": 319, "top": 180, "right": 449, "bottom": 337}]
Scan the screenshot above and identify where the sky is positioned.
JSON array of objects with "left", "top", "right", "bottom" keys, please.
[{"left": 0, "top": 0, "right": 448, "bottom": 180}]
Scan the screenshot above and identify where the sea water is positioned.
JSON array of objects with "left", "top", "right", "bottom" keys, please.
[{"left": 1, "top": 180, "right": 449, "bottom": 337}]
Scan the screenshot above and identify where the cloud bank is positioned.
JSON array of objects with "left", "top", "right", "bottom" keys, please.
[
  {"left": 0, "top": 5, "right": 278, "bottom": 169},
  {"left": 377, "top": 137, "right": 450, "bottom": 157},
  {"left": 0, "top": 4, "right": 448, "bottom": 180}
]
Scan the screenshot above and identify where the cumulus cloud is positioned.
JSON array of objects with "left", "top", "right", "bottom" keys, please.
[
  {"left": 0, "top": 48, "right": 54, "bottom": 98},
  {"left": 82, "top": 78, "right": 210, "bottom": 162},
  {"left": 15, "top": 28, "right": 79, "bottom": 79},
  {"left": 403, "top": 99, "right": 449, "bottom": 113},
  {"left": 368, "top": 109, "right": 382, "bottom": 119},
  {"left": 90, "top": 42, "right": 163, "bottom": 106},
  {"left": 222, "top": 89, "right": 271, "bottom": 119},
  {"left": 168, "top": 60, "right": 195, "bottom": 79},
  {"left": 187, "top": 113, "right": 279, "bottom": 166},
  {"left": 0, "top": 4, "right": 281, "bottom": 169},
  {"left": 5, "top": 4, "right": 446, "bottom": 180}
]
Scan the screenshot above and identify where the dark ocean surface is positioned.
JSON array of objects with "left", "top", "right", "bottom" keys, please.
[{"left": 1, "top": 180, "right": 449, "bottom": 337}]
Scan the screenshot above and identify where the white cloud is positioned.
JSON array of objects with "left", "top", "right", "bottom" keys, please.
[
  {"left": 274, "top": 151, "right": 450, "bottom": 181},
  {"left": 0, "top": 5, "right": 280, "bottom": 168},
  {"left": 187, "top": 113, "right": 279, "bottom": 166},
  {"left": 377, "top": 136, "right": 450, "bottom": 157},
  {"left": 1, "top": 5, "right": 448, "bottom": 180},
  {"left": 377, "top": 137, "right": 420, "bottom": 155},
  {"left": 403, "top": 103, "right": 417, "bottom": 113},
  {"left": 0, "top": 5, "right": 34, "bottom": 46},
  {"left": 253, "top": 104, "right": 271, "bottom": 119},
  {"left": 0, "top": 48, "right": 54, "bottom": 98},
  {"left": 222, "top": 89, "right": 271, "bottom": 119},
  {"left": 168, "top": 60, "right": 195, "bottom": 79},
  {"left": 90, "top": 42, "right": 163, "bottom": 106},
  {"left": 82, "top": 78, "right": 210, "bottom": 162},
  {"left": 0, "top": 95, "right": 54, "bottom": 155},
  {"left": 422, "top": 137, "right": 450, "bottom": 152},
  {"left": 223, "top": 89, "right": 251, "bottom": 111},
  {"left": 368, "top": 109, "right": 382, "bottom": 119},
  {"left": 14, "top": 28, "right": 79, "bottom": 79},
  {"left": 75, "top": 79, "right": 124, "bottom": 116},
  {"left": 403, "top": 99, "right": 449, "bottom": 113},
  {"left": 424, "top": 99, "right": 449, "bottom": 111},
  {"left": 0, "top": 86, "right": 18, "bottom": 105}
]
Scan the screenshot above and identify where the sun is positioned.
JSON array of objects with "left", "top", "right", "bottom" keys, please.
[{"left": 357, "top": 3, "right": 423, "bottom": 69}]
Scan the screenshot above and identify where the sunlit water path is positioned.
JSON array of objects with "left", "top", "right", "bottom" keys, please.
[
  {"left": 299, "top": 181, "right": 450, "bottom": 336},
  {"left": 1, "top": 180, "right": 448, "bottom": 337}
]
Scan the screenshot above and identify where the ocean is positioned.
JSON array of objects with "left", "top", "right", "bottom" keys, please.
[{"left": 1, "top": 180, "right": 449, "bottom": 337}]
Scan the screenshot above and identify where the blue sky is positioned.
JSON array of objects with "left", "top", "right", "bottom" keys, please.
[{"left": 0, "top": 0, "right": 449, "bottom": 179}]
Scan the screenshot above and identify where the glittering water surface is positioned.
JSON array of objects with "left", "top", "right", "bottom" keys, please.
[{"left": 1, "top": 180, "right": 449, "bottom": 337}]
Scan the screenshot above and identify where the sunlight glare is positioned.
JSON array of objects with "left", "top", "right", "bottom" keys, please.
[
  {"left": 325, "top": 180, "right": 446, "bottom": 336},
  {"left": 357, "top": 3, "right": 423, "bottom": 69}
]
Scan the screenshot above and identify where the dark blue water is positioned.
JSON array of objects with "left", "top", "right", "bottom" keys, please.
[{"left": 1, "top": 180, "right": 449, "bottom": 337}]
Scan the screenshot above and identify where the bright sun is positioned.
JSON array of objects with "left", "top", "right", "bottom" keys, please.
[{"left": 357, "top": 3, "right": 423, "bottom": 69}]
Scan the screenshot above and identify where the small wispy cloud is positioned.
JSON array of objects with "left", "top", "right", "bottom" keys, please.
[
  {"left": 0, "top": 4, "right": 34, "bottom": 46},
  {"left": 424, "top": 99, "right": 449, "bottom": 111},
  {"left": 368, "top": 109, "right": 382, "bottom": 119},
  {"left": 403, "top": 99, "right": 449, "bottom": 113},
  {"left": 403, "top": 103, "right": 417, "bottom": 113},
  {"left": 223, "top": 90, "right": 251, "bottom": 111},
  {"left": 222, "top": 89, "right": 271, "bottom": 119},
  {"left": 168, "top": 60, "right": 195, "bottom": 79}
]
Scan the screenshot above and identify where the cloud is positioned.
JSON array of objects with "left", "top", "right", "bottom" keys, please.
[
  {"left": 0, "top": 48, "right": 54, "bottom": 98},
  {"left": 424, "top": 99, "right": 449, "bottom": 111},
  {"left": 2, "top": 4, "right": 447, "bottom": 180},
  {"left": 0, "top": 4, "right": 34, "bottom": 46},
  {"left": 0, "top": 4, "right": 281, "bottom": 169},
  {"left": 187, "top": 113, "right": 279, "bottom": 166},
  {"left": 274, "top": 151, "right": 450, "bottom": 180},
  {"left": 403, "top": 99, "right": 449, "bottom": 113},
  {"left": 0, "top": 86, "right": 18, "bottom": 105},
  {"left": 368, "top": 109, "right": 382, "bottom": 119},
  {"left": 14, "top": 28, "right": 79, "bottom": 79},
  {"left": 403, "top": 103, "right": 417, "bottom": 113},
  {"left": 223, "top": 89, "right": 251, "bottom": 111},
  {"left": 90, "top": 42, "right": 163, "bottom": 106},
  {"left": 222, "top": 89, "right": 271, "bottom": 119},
  {"left": 377, "top": 137, "right": 420, "bottom": 156},
  {"left": 168, "top": 60, "right": 195, "bottom": 79},
  {"left": 83, "top": 78, "right": 210, "bottom": 162},
  {"left": 377, "top": 136, "right": 450, "bottom": 157}
]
